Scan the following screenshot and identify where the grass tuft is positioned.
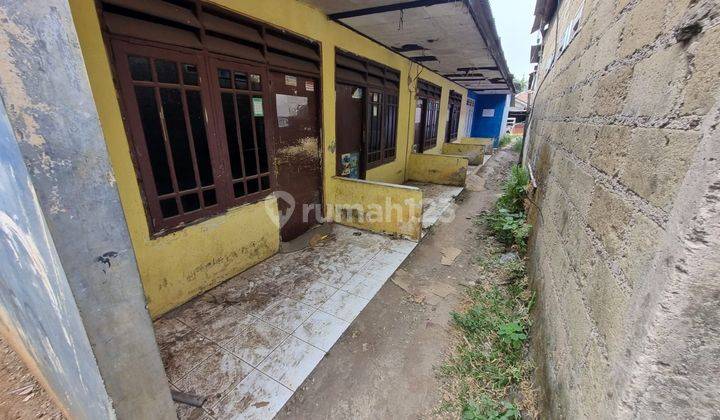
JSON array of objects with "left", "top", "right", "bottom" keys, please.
[
  {"left": 485, "top": 165, "right": 531, "bottom": 254},
  {"left": 440, "top": 161, "right": 536, "bottom": 419}
]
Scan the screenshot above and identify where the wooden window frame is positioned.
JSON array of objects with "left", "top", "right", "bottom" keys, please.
[
  {"left": 335, "top": 49, "right": 400, "bottom": 170},
  {"left": 416, "top": 79, "right": 441, "bottom": 151},
  {"left": 101, "top": 0, "right": 321, "bottom": 236},
  {"left": 446, "top": 90, "right": 462, "bottom": 142},
  {"left": 112, "top": 39, "right": 276, "bottom": 234},
  {"left": 207, "top": 56, "right": 275, "bottom": 207}
]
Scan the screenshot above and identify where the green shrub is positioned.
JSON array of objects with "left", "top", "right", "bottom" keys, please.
[
  {"left": 499, "top": 134, "right": 514, "bottom": 148},
  {"left": 462, "top": 399, "right": 520, "bottom": 420},
  {"left": 497, "top": 165, "right": 529, "bottom": 214},
  {"left": 511, "top": 137, "right": 523, "bottom": 153},
  {"left": 486, "top": 165, "right": 532, "bottom": 253}
]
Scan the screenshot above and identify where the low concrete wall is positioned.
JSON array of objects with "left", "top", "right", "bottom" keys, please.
[
  {"left": 406, "top": 153, "right": 468, "bottom": 187},
  {"left": 441, "top": 143, "right": 484, "bottom": 165},
  {"left": 329, "top": 176, "right": 423, "bottom": 241},
  {"left": 458, "top": 137, "right": 493, "bottom": 154}
]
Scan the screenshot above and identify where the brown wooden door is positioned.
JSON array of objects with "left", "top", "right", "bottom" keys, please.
[
  {"left": 269, "top": 71, "right": 322, "bottom": 241},
  {"left": 335, "top": 83, "right": 365, "bottom": 179},
  {"left": 414, "top": 97, "right": 426, "bottom": 153}
]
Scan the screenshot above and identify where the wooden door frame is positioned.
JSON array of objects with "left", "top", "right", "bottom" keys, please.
[{"left": 267, "top": 70, "right": 324, "bottom": 235}]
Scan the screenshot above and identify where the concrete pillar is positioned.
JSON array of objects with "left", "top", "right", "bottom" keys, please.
[
  {"left": 0, "top": 1, "right": 175, "bottom": 418},
  {"left": 0, "top": 95, "right": 113, "bottom": 420}
]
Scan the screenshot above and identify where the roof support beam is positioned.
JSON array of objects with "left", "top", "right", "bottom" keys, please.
[
  {"left": 464, "top": 0, "right": 515, "bottom": 92},
  {"left": 328, "top": 0, "right": 458, "bottom": 20}
]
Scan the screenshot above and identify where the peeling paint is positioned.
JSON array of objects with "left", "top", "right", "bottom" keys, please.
[{"left": 275, "top": 136, "right": 319, "bottom": 162}]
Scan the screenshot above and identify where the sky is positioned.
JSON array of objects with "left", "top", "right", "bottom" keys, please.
[{"left": 489, "top": 0, "right": 537, "bottom": 84}]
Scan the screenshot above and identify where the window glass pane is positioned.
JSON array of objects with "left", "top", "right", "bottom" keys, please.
[
  {"left": 128, "top": 56, "right": 152, "bottom": 81},
  {"left": 233, "top": 182, "right": 245, "bottom": 198},
  {"left": 133, "top": 86, "right": 173, "bottom": 195},
  {"left": 203, "top": 189, "right": 217, "bottom": 206},
  {"left": 182, "top": 64, "right": 198, "bottom": 85},
  {"left": 181, "top": 193, "right": 200, "bottom": 212},
  {"left": 160, "top": 88, "right": 196, "bottom": 190},
  {"left": 186, "top": 91, "right": 214, "bottom": 186},
  {"left": 260, "top": 175, "right": 270, "bottom": 190},
  {"left": 221, "top": 92, "right": 243, "bottom": 179},
  {"left": 368, "top": 97, "right": 381, "bottom": 163},
  {"left": 160, "top": 198, "right": 179, "bottom": 218},
  {"left": 236, "top": 94, "right": 257, "bottom": 176},
  {"left": 234, "top": 72, "right": 248, "bottom": 90},
  {"left": 218, "top": 69, "right": 232, "bottom": 88},
  {"left": 155, "top": 59, "right": 179, "bottom": 84},
  {"left": 250, "top": 74, "right": 262, "bottom": 91},
  {"left": 254, "top": 107, "right": 268, "bottom": 173},
  {"left": 247, "top": 177, "right": 259, "bottom": 194}
]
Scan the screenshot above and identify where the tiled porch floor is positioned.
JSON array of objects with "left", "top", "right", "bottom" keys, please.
[
  {"left": 155, "top": 225, "right": 417, "bottom": 419},
  {"left": 155, "top": 183, "right": 464, "bottom": 419},
  {"left": 407, "top": 182, "right": 464, "bottom": 229}
]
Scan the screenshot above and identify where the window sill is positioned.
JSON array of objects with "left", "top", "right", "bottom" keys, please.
[{"left": 149, "top": 190, "right": 275, "bottom": 239}]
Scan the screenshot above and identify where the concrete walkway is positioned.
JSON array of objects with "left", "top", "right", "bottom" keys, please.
[{"left": 155, "top": 183, "right": 466, "bottom": 419}]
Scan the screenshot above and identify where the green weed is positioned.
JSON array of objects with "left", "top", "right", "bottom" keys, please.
[
  {"left": 511, "top": 138, "right": 523, "bottom": 153},
  {"left": 443, "top": 277, "right": 534, "bottom": 418},
  {"left": 499, "top": 134, "right": 521, "bottom": 149},
  {"left": 440, "top": 162, "right": 536, "bottom": 419},
  {"left": 485, "top": 165, "right": 532, "bottom": 254}
]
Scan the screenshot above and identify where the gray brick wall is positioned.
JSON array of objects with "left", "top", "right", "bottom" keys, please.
[{"left": 525, "top": 0, "right": 720, "bottom": 417}]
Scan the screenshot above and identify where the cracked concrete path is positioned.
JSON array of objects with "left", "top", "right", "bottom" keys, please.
[{"left": 276, "top": 149, "right": 518, "bottom": 419}]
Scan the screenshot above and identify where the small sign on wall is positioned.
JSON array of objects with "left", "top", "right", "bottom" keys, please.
[
  {"left": 252, "top": 97, "right": 264, "bottom": 117},
  {"left": 482, "top": 108, "right": 495, "bottom": 117}
]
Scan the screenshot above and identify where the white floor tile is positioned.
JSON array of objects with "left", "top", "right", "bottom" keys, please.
[
  {"left": 342, "top": 273, "right": 386, "bottom": 300},
  {"left": 175, "top": 347, "right": 253, "bottom": 410},
  {"left": 221, "top": 320, "right": 289, "bottom": 367},
  {"left": 315, "top": 264, "right": 359, "bottom": 288},
  {"left": 212, "top": 369, "right": 292, "bottom": 420},
  {"left": 257, "top": 296, "right": 315, "bottom": 333},
  {"left": 320, "top": 290, "right": 370, "bottom": 323},
  {"left": 293, "top": 311, "right": 350, "bottom": 352},
  {"left": 256, "top": 335, "right": 326, "bottom": 391},
  {"left": 195, "top": 304, "right": 256, "bottom": 343},
  {"left": 160, "top": 333, "right": 217, "bottom": 384},
  {"left": 362, "top": 259, "right": 402, "bottom": 280},
  {"left": 372, "top": 249, "right": 407, "bottom": 270},
  {"left": 384, "top": 238, "right": 417, "bottom": 255},
  {"left": 284, "top": 281, "right": 339, "bottom": 308},
  {"left": 153, "top": 317, "right": 190, "bottom": 350}
]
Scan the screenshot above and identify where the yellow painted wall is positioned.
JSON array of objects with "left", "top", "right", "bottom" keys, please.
[
  {"left": 406, "top": 153, "right": 469, "bottom": 187},
  {"left": 330, "top": 177, "right": 422, "bottom": 241},
  {"left": 69, "top": 0, "right": 468, "bottom": 316}
]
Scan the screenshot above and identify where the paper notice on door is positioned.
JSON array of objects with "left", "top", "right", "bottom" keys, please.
[
  {"left": 285, "top": 75, "right": 297, "bottom": 86},
  {"left": 482, "top": 108, "right": 495, "bottom": 117},
  {"left": 252, "top": 97, "right": 264, "bottom": 117},
  {"left": 275, "top": 94, "right": 308, "bottom": 128},
  {"left": 305, "top": 80, "right": 315, "bottom": 91}
]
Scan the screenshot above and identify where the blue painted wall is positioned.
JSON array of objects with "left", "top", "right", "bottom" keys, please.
[{"left": 468, "top": 92, "right": 508, "bottom": 147}]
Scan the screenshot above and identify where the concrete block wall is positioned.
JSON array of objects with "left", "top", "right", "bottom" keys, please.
[{"left": 525, "top": 0, "right": 720, "bottom": 418}]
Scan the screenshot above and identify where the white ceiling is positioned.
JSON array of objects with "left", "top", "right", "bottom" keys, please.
[{"left": 302, "top": 0, "right": 510, "bottom": 91}]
